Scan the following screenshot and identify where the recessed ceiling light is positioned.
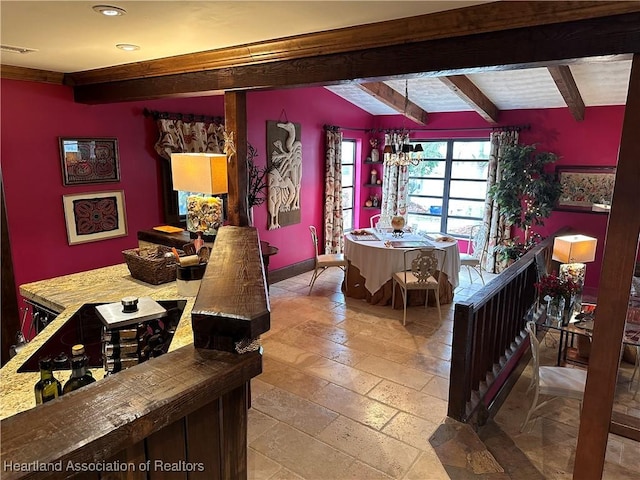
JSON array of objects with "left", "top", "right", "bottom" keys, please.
[
  {"left": 116, "top": 44, "right": 140, "bottom": 52},
  {"left": 93, "top": 5, "right": 127, "bottom": 16}
]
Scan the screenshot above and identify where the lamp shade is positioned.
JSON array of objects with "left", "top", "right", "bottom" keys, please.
[
  {"left": 170, "top": 153, "right": 228, "bottom": 194},
  {"left": 552, "top": 235, "right": 597, "bottom": 263}
]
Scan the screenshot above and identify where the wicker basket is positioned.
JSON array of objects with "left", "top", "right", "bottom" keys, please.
[{"left": 122, "top": 246, "right": 179, "bottom": 285}]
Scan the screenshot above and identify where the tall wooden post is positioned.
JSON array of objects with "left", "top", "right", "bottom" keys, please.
[
  {"left": 1, "top": 179, "right": 20, "bottom": 365},
  {"left": 224, "top": 91, "right": 249, "bottom": 226},
  {"left": 573, "top": 53, "right": 640, "bottom": 479}
]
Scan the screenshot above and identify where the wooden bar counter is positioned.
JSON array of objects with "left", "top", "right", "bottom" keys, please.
[{"left": 1, "top": 227, "right": 268, "bottom": 480}]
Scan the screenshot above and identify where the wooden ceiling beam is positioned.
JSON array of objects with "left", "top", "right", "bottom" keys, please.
[
  {"left": 71, "top": 13, "right": 640, "bottom": 104},
  {"left": 357, "top": 82, "right": 428, "bottom": 125},
  {"left": 0, "top": 65, "right": 63, "bottom": 84},
  {"left": 64, "top": 1, "right": 640, "bottom": 87},
  {"left": 548, "top": 65, "right": 586, "bottom": 121},
  {"left": 438, "top": 75, "right": 499, "bottom": 124}
]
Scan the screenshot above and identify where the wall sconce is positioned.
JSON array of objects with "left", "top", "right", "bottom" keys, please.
[
  {"left": 552, "top": 234, "right": 597, "bottom": 291},
  {"left": 171, "top": 153, "right": 228, "bottom": 239}
]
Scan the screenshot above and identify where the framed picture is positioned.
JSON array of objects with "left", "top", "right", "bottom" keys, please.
[
  {"left": 59, "top": 137, "right": 120, "bottom": 186},
  {"left": 556, "top": 166, "right": 616, "bottom": 212},
  {"left": 62, "top": 191, "right": 127, "bottom": 245}
]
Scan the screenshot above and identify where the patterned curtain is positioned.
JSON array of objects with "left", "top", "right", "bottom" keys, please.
[
  {"left": 153, "top": 118, "right": 225, "bottom": 160},
  {"left": 324, "top": 129, "right": 344, "bottom": 254},
  {"left": 380, "top": 132, "right": 410, "bottom": 223},
  {"left": 481, "top": 129, "right": 519, "bottom": 273}
]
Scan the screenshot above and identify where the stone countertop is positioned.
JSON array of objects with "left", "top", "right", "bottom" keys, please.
[{"left": 1, "top": 264, "right": 196, "bottom": 420}]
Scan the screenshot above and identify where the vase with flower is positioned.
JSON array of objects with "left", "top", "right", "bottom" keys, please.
[
  {"left": 370, "top": 138, "right": 380, "bottom": 163},
  {"left": 246, "top": 143, "right": 277, "bottom": 226},
  {"left": 534, "top": 271, "right": 580, "bottom": 326}
]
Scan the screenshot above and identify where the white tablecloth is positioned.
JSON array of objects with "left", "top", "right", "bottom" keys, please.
[{"left": 344, "top": 230, "right": 461, "bottom": 295}]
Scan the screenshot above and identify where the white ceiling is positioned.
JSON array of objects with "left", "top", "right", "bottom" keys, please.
[
  {"left": 0, "top": 1, "right": 490, "bottom": 72},
  {"left": 326, "top": 60, "right": 631, "bottom": 115},
  {"left": 0, "top": 1, "right": 631, "bottom": 114}
]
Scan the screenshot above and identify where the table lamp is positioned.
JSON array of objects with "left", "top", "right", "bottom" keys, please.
[
  {"left": 552, "top": 234, "right": 597, "bottom": 298},
  {"left": 170, "top": 153, "right": 228, "bottom": 239}
]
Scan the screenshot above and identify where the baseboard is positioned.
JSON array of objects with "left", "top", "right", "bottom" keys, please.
[{"left": 269, "top": 259, "right": 314, "bottom": 284}]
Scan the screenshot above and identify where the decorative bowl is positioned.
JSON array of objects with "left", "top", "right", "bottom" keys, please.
[{"left": 391, "top": 216, "right": 405, "bottom": 231}]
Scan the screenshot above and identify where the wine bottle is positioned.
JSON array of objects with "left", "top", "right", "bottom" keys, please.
[
  {"left": 70, "top": 344, "right": 93, "bottom": 378},
  {"left": 34, "top": 357, "right": 62, "bottom": 404},
  {"left": 62, "top": 345, "right": 96, "bottom": 394}
]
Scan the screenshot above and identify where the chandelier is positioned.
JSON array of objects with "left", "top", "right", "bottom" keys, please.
[
  {"left": 383, "top": 140, "right": 423, "bottom": 166},
  {"left": 382, "top": 80, "right": 424, "bottom": 166}
]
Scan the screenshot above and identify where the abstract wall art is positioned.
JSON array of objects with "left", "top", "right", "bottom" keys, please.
[
  {"left": 59, "top": 137, "right": 120, "bottom": 186},
  {"left": 62, "top": 190, "right": 127, "bottom": 245},
  {"left": 556, "top": 166, "right": 616, "bottom": 212},
  {"left": 266, "top": 121, "right": 302, "bottom": 230}
]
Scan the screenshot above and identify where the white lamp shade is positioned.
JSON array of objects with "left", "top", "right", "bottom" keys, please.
[
  {"left": 170, "top": 153, "right": 228, "bottom": 195},
  {"left": 552, "top": 234, "right": 597, "bottom": 263}
]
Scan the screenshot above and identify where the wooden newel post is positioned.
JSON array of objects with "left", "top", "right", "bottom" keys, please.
[{"left": 191, "top": 226, "right": 270, "bottom": 352}]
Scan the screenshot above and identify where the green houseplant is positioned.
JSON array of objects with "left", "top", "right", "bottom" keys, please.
[
  {"left": 494, "top": 233, "right": 542, "bottom": 264},
  {"left": 489, "top": 143, "right": 562, "bottom": 244}
]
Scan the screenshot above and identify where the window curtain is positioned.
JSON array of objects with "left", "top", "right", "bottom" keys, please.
[
  {"left": 481, "top": 129, "right": 519, "bottom": 273},
  {"left": 380, "top": 132, "right": 410, "bottom": 223},
  {"left": 324, "top": 129, "right": 344, "bottom": 254},
  {"left": 153, "top": 118, "right": 225, "bottom": 160}
]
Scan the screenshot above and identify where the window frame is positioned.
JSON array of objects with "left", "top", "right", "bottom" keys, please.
[
  {"left": 341, "top": 139, "right": 356, "bottom": 232},
  {"left": 407, "top": 138, "right": 490, "bottom": 237}
]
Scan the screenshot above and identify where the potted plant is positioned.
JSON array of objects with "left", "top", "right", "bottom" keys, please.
[
  {"left": 246, "top": 143, "right": 275, "bottom": 225},
  {"left": 489, "top": 143, "right": 562, "bottom": 244},
  {"left": 494, "top": 233, "right": 543, "bottom": 265}
]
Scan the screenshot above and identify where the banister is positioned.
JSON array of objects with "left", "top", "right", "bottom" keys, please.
[{"left": 448, "top": 227, "right": 572, "bottom": 424}]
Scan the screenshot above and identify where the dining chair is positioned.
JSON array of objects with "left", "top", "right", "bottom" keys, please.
[
  {"left": 521, "top": 320, "right": 587, "bottom": 431},
  {"left": 459, "top": 223, "right": 486, "bottom": 285},
  {"left": 392, "top": 247, "right": 445, "bottom": 325},
  {"left": 308, "top": 226, "right": 348, "bottom": 295},
  {"left": 369, "top": 213, "right": 381, "bottom": 229}
]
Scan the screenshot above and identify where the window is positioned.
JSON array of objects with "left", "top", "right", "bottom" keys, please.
[
  {"left": 407, "top": 139, "right": 491, "bottom": 236},
  {"left": 341, "top": 140, "right": 356, "bottom": 231}
]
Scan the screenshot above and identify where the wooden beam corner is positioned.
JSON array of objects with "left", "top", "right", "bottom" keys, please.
[{"left": 357, "top": 81, "right": 428, "bottom": 125}]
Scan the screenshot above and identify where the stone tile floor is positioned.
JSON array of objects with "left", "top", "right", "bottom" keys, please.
[{"left": 249, "top": 268, "right": 639, "bottom": 479}]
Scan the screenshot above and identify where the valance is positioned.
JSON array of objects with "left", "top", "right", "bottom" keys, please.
[{"left": 146, "top": 109, "right": 225, "bottom": 160}]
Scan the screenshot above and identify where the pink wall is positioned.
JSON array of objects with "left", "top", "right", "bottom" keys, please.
[
  {"left": 0, "top": 76, "right": 628, "bottom": 323},
  {"left": 371, "top": 107, "right": 626, "bottom": 290},
  {"left": 0, "top": 80, "right": 373, "bottom": 330},
  {"left": 514, "top": 106, "right": 625, "bottom": 292},
  {"left": 245, "top": 87, "right": 372, "bottom": 269},
  {"left": 1, "top": 80, "right": 228, "bottom": 333},
  {"left": 1, "top": 80, "right": 225, "bottom": 292}
]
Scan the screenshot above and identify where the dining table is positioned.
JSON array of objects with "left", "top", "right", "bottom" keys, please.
[{"left": 343, "top": 229, "right": 461, "bottom": 307}]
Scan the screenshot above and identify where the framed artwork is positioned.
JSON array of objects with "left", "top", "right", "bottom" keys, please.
[
  {"left": 556, "top": 166, "right": 616, "bottom": 212},
  {"left": 266, "top": 120, "right": 302, "bottom": 230},
  {"left": 59, "top": 137, "right": 120, "bottom": 186},
  {"left": 62, "top": 191, "right": 127, "bottom": 245}
]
